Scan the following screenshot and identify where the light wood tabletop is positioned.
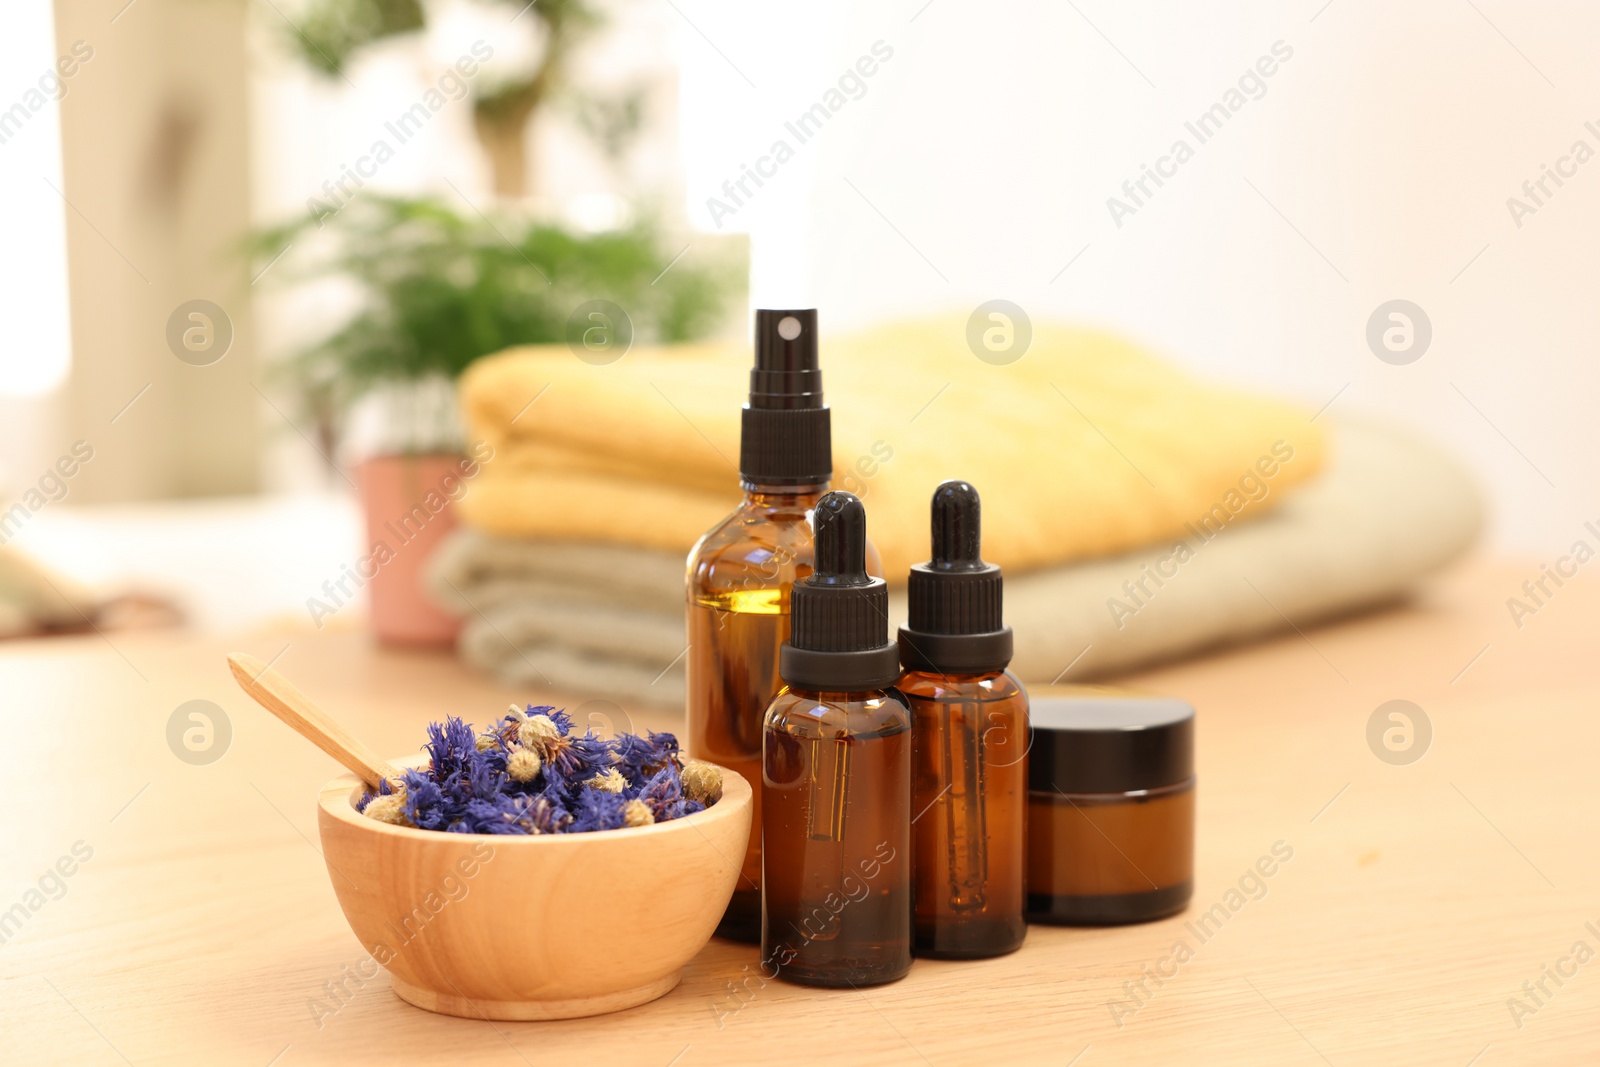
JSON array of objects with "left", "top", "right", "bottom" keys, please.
[{"left": 1, "top": 556, "right": 1593, "bottom": 1066}]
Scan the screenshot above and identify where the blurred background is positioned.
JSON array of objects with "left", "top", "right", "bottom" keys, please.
[{"left": 2, "top": 0, "right": 1592, "bottom": 686}]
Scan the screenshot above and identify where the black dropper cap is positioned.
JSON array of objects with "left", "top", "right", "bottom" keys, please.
[
  {"left": 780, "top": 491, "right": 900, "bottom": 691},
  {"left": 739, "top": 309, "right": 832, "bottom": 487},
  {"left": 898, "top": 480, "right": 1014, "bottom": 675}
]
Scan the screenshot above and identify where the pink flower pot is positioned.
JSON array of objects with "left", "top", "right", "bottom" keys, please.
[{"left": 356, "top": 453, "right": 466, "bottom": 647}]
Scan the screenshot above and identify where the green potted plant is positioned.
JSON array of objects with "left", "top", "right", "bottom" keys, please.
[
  {"left": 252, "top": 0, "right": 742, "bottom": 645},
  {"left": 253, "top": 197, "right": 738, "bottom": 645}
]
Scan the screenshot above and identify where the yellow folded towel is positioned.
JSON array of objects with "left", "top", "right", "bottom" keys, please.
[{"left": 457, "top": 318, "right": 1325, "bottom": 578}]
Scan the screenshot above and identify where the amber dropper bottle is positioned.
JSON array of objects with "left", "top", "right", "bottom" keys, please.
[
  {"left": 762, "top": 491, "right": 912, "bottom": 987},
  {"left": 687, "top": 310, "right": 879, "bottom": 943},
  {"left": 899, "top": 480, "right": 1028, "bottom": 959}
]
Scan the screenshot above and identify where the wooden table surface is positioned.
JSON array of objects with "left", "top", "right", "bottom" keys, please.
[{"left": 2, "top": 556, "right": 1594, "bottom": 1066}]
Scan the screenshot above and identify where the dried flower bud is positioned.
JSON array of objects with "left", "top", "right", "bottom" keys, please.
[
  {"left": 622, "top": 799, "right": 654, "bottom": 827},
  {"left": 507, "top": 748, "right": 543, "bottom": 783},
  {"left": 681, "top": 761, "right": 724, "bottom": 805},
  {"left": 474, "top": 733, "right": 499, "bottom": 752},
  {"left": 585, "top": 767, "right": 626, "bottom": 794},
  {"left": 507, "top": 703, "right": 528, "bottom": 721},
  {"left": 363, "top": 794, "right": 411, "bottom": 826},
  {"left": 517, "top": 715, "right": 559, "bottom": 750}
]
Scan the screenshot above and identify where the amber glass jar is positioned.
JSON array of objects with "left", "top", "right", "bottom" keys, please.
[{"left": 1026, "top": 688, "right": 1195, "bottom": 925}]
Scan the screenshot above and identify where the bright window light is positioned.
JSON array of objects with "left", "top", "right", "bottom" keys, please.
[{"left": 0, "top": 4, "right": 74, "bottom": 397}]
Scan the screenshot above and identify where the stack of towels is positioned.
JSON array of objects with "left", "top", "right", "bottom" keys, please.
[{"left": 426, "top": 318, "right": 1482, "bottom": 706}]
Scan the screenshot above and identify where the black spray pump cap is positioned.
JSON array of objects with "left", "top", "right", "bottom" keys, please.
[
  {"left": 750, "top": 309, "right": 822, "bottom": 410},
  {"left": 781, "top": 492, "right": 900, "bottom": 691},
  {"left": 899, "top": 480, "right": 1014, "bottom": 675},
  {"left": 739, "top": 310, "right": 832, "bottom": 486}
]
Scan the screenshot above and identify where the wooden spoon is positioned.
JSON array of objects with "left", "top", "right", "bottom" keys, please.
[{"left": 228, "top": 652, "right": 401, "bottom": 790}]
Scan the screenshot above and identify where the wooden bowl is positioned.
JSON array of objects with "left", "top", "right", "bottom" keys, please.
[{"left": 316, "top": 760, "right": 752, "bottom": 1020}]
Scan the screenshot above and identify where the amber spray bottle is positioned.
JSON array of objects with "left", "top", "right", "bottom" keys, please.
[
  {"left": 899, "top": 480, "right": 1028, "bottom": 958},
  {"left": 687, "top": 310, "right": 880, "bottom": 943},
  {"left": 762, "top": 491, "right": 912, "bottom": 987}
]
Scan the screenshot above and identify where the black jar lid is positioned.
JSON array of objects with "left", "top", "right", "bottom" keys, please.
[{"left": 1027, "top": 687, "right": 1194, "bottom": 795}]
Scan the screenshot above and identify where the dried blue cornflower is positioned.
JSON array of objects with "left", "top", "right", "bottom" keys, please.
[
  {"left": 611, "top": 730, "right": 679, "bottom": 781},
  {"left": 401, "top": 772, "right": 450, "bottom": 831},
  {"left": 524, "top": 794, "right": 573, "bottom": 835},
  {"left": 465, "top": 749, "right": 502, "bottom": 796},
  {"left": 425, "top": 717, "right": 481, "bottom": 781},
  {"left": 356, "top": 703, "right": 718, "bottom": 835},
  {"left": 539, "top": 729, "right": 613, "bottom": 785},
  {"left": 463, "top": 795, "right": 554, "bottom": 835},
  {"left": 635, "top": 764, "right": 684, "bottom": 820},
  {"left": 569, "top": 788, "right": 628, "bottom": 833},
  {"left": 660, "top": 797, "right": 707, "bottom": 822}
]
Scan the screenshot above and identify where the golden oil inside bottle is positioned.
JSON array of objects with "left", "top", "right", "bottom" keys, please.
[{"left": 688, "top": 587, "right": 789, "bottom": 943}]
